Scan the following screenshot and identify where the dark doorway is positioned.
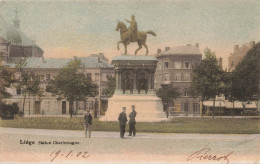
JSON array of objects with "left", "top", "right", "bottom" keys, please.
[
  {"left": 62, "top": 101, "right": 66, "bottom": 114},
  {"left": 35, "top": 101, "right": 41, "bottom": 114}
]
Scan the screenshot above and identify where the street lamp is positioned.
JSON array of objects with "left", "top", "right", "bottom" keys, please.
[{"left": 94, "top": 98, "right": 98, "bottom": 118}]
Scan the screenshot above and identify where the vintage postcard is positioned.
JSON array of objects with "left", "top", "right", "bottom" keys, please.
[{"left": 0, "top": 0, "right": 259, "bottom": 163}]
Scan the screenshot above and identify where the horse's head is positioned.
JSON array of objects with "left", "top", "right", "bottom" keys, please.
[
  {"left": 116, "top": 21, "right": 127, "bottom": 32},
  {"left": 116, "top": 21, "right": 121, "bottom": 31}
]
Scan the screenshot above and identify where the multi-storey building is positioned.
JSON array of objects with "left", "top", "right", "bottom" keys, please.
[
  {"left": 0, "top": 13, "right": 114, "bottom": 116},
  {"left": 154, "top": 44, "right": 202, "bottom": 115},
  {"left": 4, "top": 57, "right": 114, "bottom": 116}
]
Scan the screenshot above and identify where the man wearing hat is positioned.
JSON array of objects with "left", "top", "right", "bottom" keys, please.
[
  {"left": 129, "top": 105, "right": 137, "bottom": 136},
  {"left": 118, "top": 107, "right": 128, "bottom": 139},
  {"left": 84, "top": 109, "right": 92, "bottom": 138},
  {"left": 125, "top": 15, "right": 138, "bottom": 45}
]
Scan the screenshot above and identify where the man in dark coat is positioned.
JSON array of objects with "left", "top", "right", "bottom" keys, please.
[
  {"left": 84, "top": 109, "right": 92, "bottom": 138},
  {"left": 118, "top": 107, "right": 127, "bottom": 139},
  {"left": 128, "top": 105, "right": 137, "bottom": 136}
]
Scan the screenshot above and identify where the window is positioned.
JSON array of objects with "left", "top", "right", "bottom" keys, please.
[
  {"left": 185, "top": 62, "right": 190, "bottom": 69},
  {"left": 164, "top": 73, "right": 169, "bottom": 81},
  {"left": 47, "top": 101, "right": 50, "bottom": 109},
  {"left": 184, "top": 103, "right": 189, "bottom": 111},
  {"left": 184, "top": 90, "right": 189, "bottom": 97},
  {"left": 181, "top": 73, "right": 184, "bottom": 81},
  {"left": 184, "top": 74, "right": 190, "bottom": 81},
  {"left": 46, "top": 74, "right": 51, "bottom": 81},
  {"left": 175, "top": 62, "right": 182, "bottom": 69},
  {"left": 95, "top": 73, "right": 100, "bottom": 81},
  {"left": 86, "top": 73, "right": 92, "bottom": 80},
  {"left": 193, "top": 103, "right": 198, "bottom": 112},
  {"left": 16, "top": 88, "right": 21, "bottom": 95},
  {"left": 164, "top": 62, "right": 169, "bottom": 68},
  {"left": 175, "top": 74, "right": 181, "bottom": 81}
]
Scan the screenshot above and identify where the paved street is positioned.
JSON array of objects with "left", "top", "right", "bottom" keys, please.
[{"left": 0, "top": 127, "right": 260, "bottom": 164}]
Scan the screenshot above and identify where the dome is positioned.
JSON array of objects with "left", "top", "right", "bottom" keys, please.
[{"left": 0, "top": 14, "right": 35, "bottom": 46}]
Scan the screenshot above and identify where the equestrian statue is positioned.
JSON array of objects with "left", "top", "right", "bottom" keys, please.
[{"left": 116, "top": 15, "right": 156, "bottom": 55}]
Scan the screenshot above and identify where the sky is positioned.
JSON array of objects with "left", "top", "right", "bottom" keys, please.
[{"left": 0, "top": 0, "right": 259, "bottom": 68}]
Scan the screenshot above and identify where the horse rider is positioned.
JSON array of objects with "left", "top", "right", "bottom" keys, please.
[{"left": 125, "top": 15, "right": 138, "bottom": 45}]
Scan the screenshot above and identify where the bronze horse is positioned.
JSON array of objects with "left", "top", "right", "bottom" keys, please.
[{"left": 116, "top": 21, "right": 156, "bottom": 55}]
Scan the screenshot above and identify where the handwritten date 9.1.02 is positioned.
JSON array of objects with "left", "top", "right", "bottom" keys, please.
[{"left": 50, "top": 149, "right": 90, "bottom": 162}]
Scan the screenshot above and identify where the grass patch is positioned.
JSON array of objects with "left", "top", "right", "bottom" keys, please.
[{"left": 0, "top": 117, "right": 260, "bottom": 134}]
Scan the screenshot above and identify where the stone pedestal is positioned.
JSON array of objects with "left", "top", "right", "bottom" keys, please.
[
  {"left": 100, "top": 55, "right": 168, "bottom": 122},
  {"left": 100, "top": 94, "right": 167, "bottom": 122}
]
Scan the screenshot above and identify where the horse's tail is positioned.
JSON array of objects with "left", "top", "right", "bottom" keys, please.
[{"left": 146, "top": 30, "right": 156, "bottom": 36}]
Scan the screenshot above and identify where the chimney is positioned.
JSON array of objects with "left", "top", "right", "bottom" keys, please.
[
  {"left": 250, "top": 41, "right": 255, "bottom": 47},
  {"left": 234, "top": 45, "right": 239, "bottom": 52},
  {"left": 187, "top": 44, "right": 191, "bottom": 46},
  {"left": 195, "top": 43, "right": 199, "bottom": 47},
  {"left": 157, "top": 49, "right": 161, "bottom": 54},
  {"left": 165, "top": 47, "right": 170, "bottom": 51}
]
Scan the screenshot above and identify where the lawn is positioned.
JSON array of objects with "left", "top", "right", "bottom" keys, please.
[{"left": 0, "top": 117, "right": 260, "bottom": 134}]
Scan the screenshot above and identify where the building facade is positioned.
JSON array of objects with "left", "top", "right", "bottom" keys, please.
[
  {"left": 154, "top": 44, "right": 202, "bottom": 115},
  {"left": 228, "top": 41, "right": 255, "bottom": 72},
  {"left": 4, "top": 57, "right": 114, "bottom": 116}
]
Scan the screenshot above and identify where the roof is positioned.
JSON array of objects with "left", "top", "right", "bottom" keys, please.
[
  {"left": 6, "top": 57, "right": 114, "bottom": 69},
  {"left": 157, "top": 45, "right": 201, "bottom": 57},
  {"left": 0, "top": 14, "right": 42, "bottom": 51}
]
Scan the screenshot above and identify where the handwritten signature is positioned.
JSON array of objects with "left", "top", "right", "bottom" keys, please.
[
  {"left": 50, "top": 149, "right": 90, "bottom": 162},
  {"left": 187, "top": 144, "right": 233, "bottom": 164}
]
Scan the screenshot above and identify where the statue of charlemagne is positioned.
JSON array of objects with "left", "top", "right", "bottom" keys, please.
[
  {"left": 116, "top": 15, "right": 156, "bottom": 55},
  {"left": 125, "top": 15, "right": 138, "bottom": 45}
]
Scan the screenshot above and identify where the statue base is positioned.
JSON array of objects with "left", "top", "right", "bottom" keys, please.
[
  {"left": 100, "top": 54, "right": 168, "bottom": 122},
  {"left": 100, "top": 93, "right": 168, "bottom": 122}
]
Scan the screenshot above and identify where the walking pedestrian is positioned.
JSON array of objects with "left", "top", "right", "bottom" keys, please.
[
  {"left": 118, "top": 107, "right": 127, "bottom": 139},
  {"left": 128, "top": 105, "right": 137, "bottom": 136},
  {"left": 84, "top": 109, "right": 92, "bottom": 138}
]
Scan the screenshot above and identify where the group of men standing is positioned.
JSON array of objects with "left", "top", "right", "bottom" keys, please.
[
  {"left": 83, "top": 105, "right": 137, "bottom": 139},
  {"left": 118, "top": 105, "right": 137, "bottom": 139}
]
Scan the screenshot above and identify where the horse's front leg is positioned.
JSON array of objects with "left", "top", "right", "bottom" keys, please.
[
  {"left": 124, "top": 42, "right": 127, "bottom": 55},
  {"left": 117, "top": 41, "right": 123, "bottom": 50}
]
